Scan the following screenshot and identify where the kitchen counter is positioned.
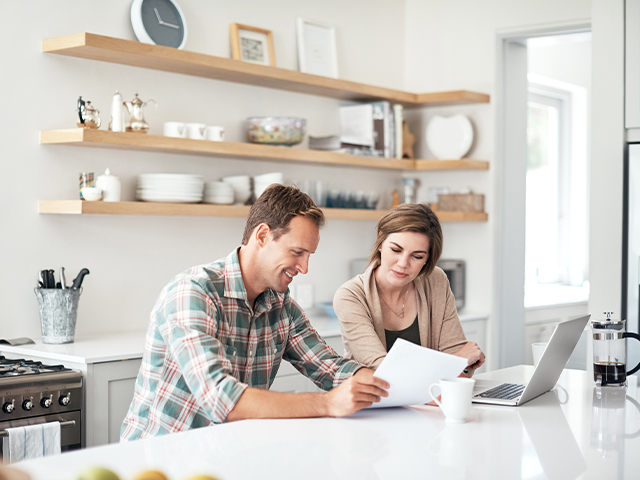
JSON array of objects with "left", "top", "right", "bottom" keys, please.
[
  {"left": 16, "top": 365, "right": 632, "bottom": 480},
  {"left": 0, "top": 311, "right": 487, "bottom": 365},
  {"left": 0, "top": 312, "right": 349, "bottom": 364}
]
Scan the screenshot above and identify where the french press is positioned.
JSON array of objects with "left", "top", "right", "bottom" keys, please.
[{"left": 591, "top": 312, "right": 640, "bottom": 386}]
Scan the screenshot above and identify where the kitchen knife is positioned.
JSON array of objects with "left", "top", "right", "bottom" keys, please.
[{"left": 71, "top": 268, "right": 90, "bottom": 289}]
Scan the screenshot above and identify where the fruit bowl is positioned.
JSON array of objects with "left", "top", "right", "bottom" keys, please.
[{"left": 246, "top": 117, "right": 307, "bottom": 146}]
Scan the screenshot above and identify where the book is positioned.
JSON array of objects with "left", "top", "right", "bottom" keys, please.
[{"left": 393, "top": 104, "right": 404, "bottom": 159}]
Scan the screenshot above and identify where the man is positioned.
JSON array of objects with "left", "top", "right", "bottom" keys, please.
[{"left": 121, "top": 185, "right": 389, "bottom": 441}]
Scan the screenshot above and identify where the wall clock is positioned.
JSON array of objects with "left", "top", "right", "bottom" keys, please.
[{"left": 130, "top": 0, "right": 187, "bottom": 49}]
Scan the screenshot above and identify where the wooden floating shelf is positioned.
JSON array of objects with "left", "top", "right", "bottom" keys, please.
[
  {"left": 38, "top": 200, "right": 488, "bottom": 222},
  {"left": 42, "top": 33, "right": 490, "bottom": 108},
  {"left": 40, "top": 129, "right": 490, "bottom": 171}
]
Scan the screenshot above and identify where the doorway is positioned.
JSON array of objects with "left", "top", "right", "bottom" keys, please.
[{"left": 495, "top": 24, "right": 591, "bottom": 368}]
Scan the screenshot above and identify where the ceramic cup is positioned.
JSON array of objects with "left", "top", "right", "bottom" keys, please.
[
  {"left": 429, "top": 377, "right": 475, "bottom": 424},
  {"left": 163, "top": 121, "right": 187, "bottom": 138},
  {"left": 81, "top": 186, "right": 102, "bottom": 201},
  {"left": 205, "top": 125, "right": 225, "bottom": 142},
  {"left": 186, "top": 123, "right": 206, "bottom": 140},
  {"left": 532, "top": 342, "right": 548, "bottom": 367}
]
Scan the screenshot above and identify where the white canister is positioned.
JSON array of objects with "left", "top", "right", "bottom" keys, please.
[
  {"left": 110, "top": 91, "right": 126, "bottom": 133},
  {"left": 95, "top": 168, "right": 121, "bottom": 202}
]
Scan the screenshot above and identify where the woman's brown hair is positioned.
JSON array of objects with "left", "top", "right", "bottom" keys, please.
[{"left": 368, "top": 203, "right": 443, "bottom": 277}]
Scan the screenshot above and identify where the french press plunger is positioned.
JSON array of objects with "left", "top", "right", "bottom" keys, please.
[{"left": 591, "top": 312, "right": 640, "bottom": 386}]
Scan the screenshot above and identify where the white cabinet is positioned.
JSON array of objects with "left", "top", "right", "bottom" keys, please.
[{"left": 87, "top": 359, "right": 141, "bottom": 446}]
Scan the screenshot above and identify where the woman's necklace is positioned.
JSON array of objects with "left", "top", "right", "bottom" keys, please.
[{"left": 379, "top": 286, "right": 410, "bottom": 318}]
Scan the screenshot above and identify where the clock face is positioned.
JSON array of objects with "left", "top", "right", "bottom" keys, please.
[{"left": 133, "top": 0, "right": 186, "bottom": 49}]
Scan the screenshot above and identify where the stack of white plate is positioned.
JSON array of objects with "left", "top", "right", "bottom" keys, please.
[
  {"left": 254, "top": 172, "right": 284, "bottom": 199},
  {"left": 221, "top": 175, "right": 252, "bottom": 205},
  {"left": 137, "top": 173, "right": 204, "bottom": 203},
  {"left": 204, "top": 181, "right": 234, "bottom": 204}
]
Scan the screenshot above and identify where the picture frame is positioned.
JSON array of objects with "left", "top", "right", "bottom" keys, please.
[
  {"left": 229, "top": 23, "right": 276, "bottom": 67},
  {"left": 296, "top": 18, "right": 339, "bottom": 78}
]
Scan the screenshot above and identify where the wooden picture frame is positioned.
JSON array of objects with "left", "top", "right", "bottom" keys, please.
[
  {"left": 229, "top": 23, "right": 275, "bottom": 67},
  {"left": 296, "top": 18, "right": 338, "bottom": 78}
]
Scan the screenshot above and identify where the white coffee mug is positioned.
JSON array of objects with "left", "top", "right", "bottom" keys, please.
[
  {"left": 428, "top": 377, "right": 475, "bottom": 424},
  {"left": 164, "top": 121, "right": 186, "bottom": 138},
  {"left": 205, "top": 125, "right": 225, "bottom": 142},
  {"left": 186, "top": 122, "right": 206, "bottom": 140},
  {"left": 532, "top": 342, "right": 548, "bottom": 367}
]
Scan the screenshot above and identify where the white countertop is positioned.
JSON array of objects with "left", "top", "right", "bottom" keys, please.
[
  {"left": 15, "top": 365, "right": 634, "bottom": 480},
  {"left": 0, "top": 311, "right": 486, "bottom": 365},
  {"left": 0, "top": 332, "right": 146, "bottom": 364}
]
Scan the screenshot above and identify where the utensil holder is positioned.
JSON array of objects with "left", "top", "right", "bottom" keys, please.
[{"left": 34, "top": 288, "right": 82, "bottom": 344}]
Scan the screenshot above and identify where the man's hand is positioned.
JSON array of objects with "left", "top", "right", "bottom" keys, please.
[
  {"left": 325, "top": 368, "right": 389, "bottom": 417},
  {"left": 453, "top": 341, "right": 485, "bottom": 369}
]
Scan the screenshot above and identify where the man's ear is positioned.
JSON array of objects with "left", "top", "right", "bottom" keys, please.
[{"left": 255, "top": 223, "right": 271, "bottom": 247}]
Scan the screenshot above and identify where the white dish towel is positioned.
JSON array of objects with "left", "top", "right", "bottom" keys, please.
[{"left": 2, "top": 422, "right": 61, "bottom": 464}]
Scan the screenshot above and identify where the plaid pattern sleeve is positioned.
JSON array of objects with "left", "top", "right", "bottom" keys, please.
[
  {"left": 283, "top": 298, "right": 362, "bottom": 390},
  {"left": 120, "top": 254, "right": 249, "bottom": 441}
]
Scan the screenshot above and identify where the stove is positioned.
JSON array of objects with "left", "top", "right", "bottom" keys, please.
[{"left": 0, "top": 356, "right": 83, "bottom": 459}]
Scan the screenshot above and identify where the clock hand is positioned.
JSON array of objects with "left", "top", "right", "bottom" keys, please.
[
  {"left": 159, "top": 21, "right": 180, "bottom": 29},
  {"left": 154, "top": 7, "right": 163, "bottom": 23}
]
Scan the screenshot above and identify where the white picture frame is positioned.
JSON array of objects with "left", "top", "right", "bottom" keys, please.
[{"left": 296, "top": 18, "right": 338, "bottom": 78}]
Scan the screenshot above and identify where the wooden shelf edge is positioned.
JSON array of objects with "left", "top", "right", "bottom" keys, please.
[
  {"left": 40, "top": 129, "right": 490, "bottom": 171},
  {"left": 38, "top": 200, "right": 488, "bottom": 222},
  {"left": 42, "top": 33, "right": 489, "bottom": 107},
  {"left": 413, "top": 159, "right": 490, "bottom": 170}
]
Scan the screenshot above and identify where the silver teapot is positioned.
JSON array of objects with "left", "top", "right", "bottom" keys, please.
[{"left": 123, "top": 93, "right": 157, "bottom": 133}]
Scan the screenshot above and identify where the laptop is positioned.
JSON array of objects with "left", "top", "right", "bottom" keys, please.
[{"left": 472, "top": 314, "right": 590, "bottom": 406}]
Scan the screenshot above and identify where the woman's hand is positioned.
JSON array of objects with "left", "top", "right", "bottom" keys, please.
[{"left": 453, "top": 341, "right": 485, "bottom": 369}]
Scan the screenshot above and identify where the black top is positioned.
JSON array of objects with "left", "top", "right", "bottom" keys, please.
[{"left": 384, "top": 315, "right": 420, "bottom": 352}]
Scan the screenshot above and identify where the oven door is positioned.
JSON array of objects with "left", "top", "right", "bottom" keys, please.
[{"left": 0, "top": 410, "right": 81, "bottom": 455}]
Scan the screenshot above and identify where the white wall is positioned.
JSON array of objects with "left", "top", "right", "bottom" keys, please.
[
  {"left": 403, "top": 0, "right": 593, "bottom": 366},
  {"left": 589, "top": 0, "right": 625, "bottom": 318},
  {"left": 0, "top": 0, "right": 406, "bottom": 339}
]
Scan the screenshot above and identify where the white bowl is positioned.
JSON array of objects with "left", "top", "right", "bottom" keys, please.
[
  {"left": 81, "top": 187, "right": 102, "bottom": 201},
  {"left": 254, "top": 172, "right": 284, "bottom": 184},
  {"left": 222, "top": 175, "right": 251, "bottom": 186},
  {"left": 205, "top": 181, "right": 234, "bottom": 192},
  {"left": 204, "top": 196, "right": 234, "bottom": 205},
  {"left": 234, "top": 190, "right": 252, "bottom": 205}
]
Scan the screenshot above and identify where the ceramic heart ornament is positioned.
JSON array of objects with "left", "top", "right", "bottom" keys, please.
[{"left": 425, "top": 114, "right": 474, "bottom": 160}]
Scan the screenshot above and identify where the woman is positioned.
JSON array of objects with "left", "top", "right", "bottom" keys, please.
[{"left": 333, "top": 203, "right": 485, "bottom": 373}]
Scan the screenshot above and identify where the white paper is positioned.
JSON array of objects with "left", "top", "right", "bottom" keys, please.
[{"left": 369, "top": 339, "right": 468, "bottom": 408}]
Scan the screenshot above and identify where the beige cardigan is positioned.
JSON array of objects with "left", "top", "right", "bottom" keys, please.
[{"left": 333, "top": 262, "right": 468, "bottom": 370}]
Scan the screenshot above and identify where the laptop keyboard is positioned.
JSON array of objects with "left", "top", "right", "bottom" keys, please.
[{"left": 475, "top": 383, "right": 525, "bottom": 400}]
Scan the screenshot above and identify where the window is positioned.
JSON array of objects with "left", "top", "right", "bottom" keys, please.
[{"left": 524, "top": 78, "right": 589, "bottom": 307}]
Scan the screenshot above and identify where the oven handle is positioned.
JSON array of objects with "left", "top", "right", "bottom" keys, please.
[{"left": 0, "top": 420, "right": 75, "bottom": 438}]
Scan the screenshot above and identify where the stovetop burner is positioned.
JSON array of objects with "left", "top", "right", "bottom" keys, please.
[{"left": 0, "top": 356, "right": 71, "bottom": 378}]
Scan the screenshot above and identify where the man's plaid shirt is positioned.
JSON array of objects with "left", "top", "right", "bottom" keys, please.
[{"left": 120, "top": 248, "right": 361, "bottom": 441}]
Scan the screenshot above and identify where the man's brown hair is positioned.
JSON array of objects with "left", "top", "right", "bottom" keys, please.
[
  {"left": 241, "top": 184, "right": 325, "bottom": 244},
  {"left": 368, "top": 203, "right": 443, "bottom": 277}
]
